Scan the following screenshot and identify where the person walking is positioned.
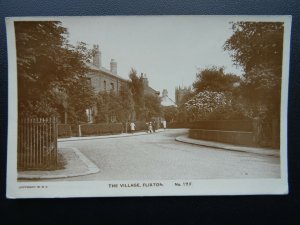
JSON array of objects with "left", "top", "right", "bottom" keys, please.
[
  {"left": 130, "top": 121, "right": 136, "bottom": 134},
  {"left": 148, "top": 122, "right": 153, "bottom": 133}
]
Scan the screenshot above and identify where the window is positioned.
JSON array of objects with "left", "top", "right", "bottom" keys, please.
[
  {"left": 110, "top": 115, "right": 116, "bottom": 123},
  {"left": 87, "top": 78, "right": 92, "bottom": 85},
  {"left": 104, "top": 80, "right": 106, "bottom": 91},
  {"left": 111, "top": 83, "right": 114, "bottom": 91}
]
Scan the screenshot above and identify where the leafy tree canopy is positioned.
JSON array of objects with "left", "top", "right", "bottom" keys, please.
[
  {"left": 15, "top": 21, "right": 95, "bottom": 121},
  {"left": 128, "top": 68, "right": 146, "bottom": 120},
  {"left": 162, "top": 106, "right": 178, "bottom": 122},
  {"left": 224, "top": 22, "right": 284, "bottom": 74},
  {"left": 144, "top": 94, "right": 161, "bottom": 121},
  {"left": 193, "top": 66, "right": 241, "bottom": 93},
  {"left": 224, "top": 22, "right": 284, "bottom": 118}
]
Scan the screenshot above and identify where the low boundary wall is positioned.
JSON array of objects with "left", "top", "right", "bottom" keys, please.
[{"left": 189, "top": 129, "right": 255, "bottom": 147}]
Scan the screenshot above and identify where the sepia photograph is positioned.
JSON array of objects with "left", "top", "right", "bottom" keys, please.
[{"left": 6, "top": 15, "right": 291, "bottom": 198}]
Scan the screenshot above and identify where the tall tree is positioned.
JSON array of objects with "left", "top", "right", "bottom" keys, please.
[
  {"left": 15, "top": 21, "right": 95, "bottom": 122},
  {"left": 119, "top": 84, "right": 135, "bottom": 123},
  {"left": 224, "top": 22, "right": 284, "bottom": 74},
  {"left": 162, "top": 106, "right": 178, "bottom": 122},
  {"left": 129, "top": 68, "right": 145, "bottom": 120},
  {"left": 144, "top": 94, "right": 161, "bottom": 121},
  {"left": 95, "top": 91, "right": 123, "bottom": 123},
  {"left": 224, "top": 22, "right": 284, "bottom": 118}
]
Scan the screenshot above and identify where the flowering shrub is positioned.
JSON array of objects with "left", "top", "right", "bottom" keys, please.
[{"left": 184, "top": 91, "right": 237, "bottom": 120}]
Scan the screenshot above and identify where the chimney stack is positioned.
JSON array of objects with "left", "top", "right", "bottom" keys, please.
[
  {"left": 141, "top": 73, "right": 149, "bottom": 87},
  {"left": 110, "top": 59, "right": 117, "bottom": 75},
  {"left": 93, "top": 44, "right": 101, "bottom": 68}
]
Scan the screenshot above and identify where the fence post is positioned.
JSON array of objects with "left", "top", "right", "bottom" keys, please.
[
  {"left": 79, "top": 124, "right": 82, "bottom": 137},
  {"left": 54, "top": 117, "right": 58, "bottom": 167}
]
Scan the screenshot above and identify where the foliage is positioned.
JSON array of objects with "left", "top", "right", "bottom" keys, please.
[
  {"left": 224, "top": 21, "right": 284, "bottom": 118},
  {"left": 57, "top": 124, "right": 72, "bottom": 138},
  {"left": 95, "top": 91, "right": 123, "bottom": 123},
  {"left": 15, "top": 21, "right": 95, "bottom": 122},
  {"left": 193, "top": 66, "right": 241, "bottom": 93},
  {"left": 119, "top": 85, "right": 135, "bottom": 123},
  {"left": 128, "top": 68, "right": 146, "bottom": 120},
  {"left": 184, "top": 91, "right": 245, "bottom": 120},
  {"left": 224, "top": 22, "right": 284, "bottom": 74},
  {"left": 80, "top": 123, "right": 123, "bottom": 136},
  {"left": 176, "top": 66, "right": 242, "bottom": 122},
  {"left": 144, "top": 94, "right": 162, "bottom": 121},
  {"left": 162, "top": 106, "right": 178, "bottom": 122},
  {"left": 177, "top": 90, "right": 195, "bottom": 107}
]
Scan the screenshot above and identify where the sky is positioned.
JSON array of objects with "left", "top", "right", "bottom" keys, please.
[{"left": 61, "top": 16, "right": 244, "bottom": 100}]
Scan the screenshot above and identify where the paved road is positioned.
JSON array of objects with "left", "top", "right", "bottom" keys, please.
[{"left": 58, "top": 129, "right": 280, "bottom": 180}]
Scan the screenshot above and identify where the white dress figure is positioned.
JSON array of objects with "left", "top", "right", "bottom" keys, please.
[
  {"left": 162, "top": 120, "right": 167, "bottom": 130},
  {"left": 130, "top": 122, "right": 136, "bottom": 134}
]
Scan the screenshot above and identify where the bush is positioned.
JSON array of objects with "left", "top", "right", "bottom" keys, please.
[
  {"left": 71, "top": 124, "right": 80, "bottom": 137},
  {"left": 58, "top": 124, "right": 72, "bottom": 138},
  {"left": 168, "top": 122, "right": 191, "bottom": 128},
  {"left": 135, "top": 121, "right": 148, "bottom": 131},
  {"left": 80, "top": 123, "right": 123, "bottom": 136}
]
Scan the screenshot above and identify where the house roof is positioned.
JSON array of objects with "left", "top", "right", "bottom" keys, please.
[
  {"left": 161, "top": 95, "right": 177, "bottom": 107},
  {"left": 85, "top": 62, "right": 128, "bottom": 82},
  {"left": 145, "top": 85, "right": 160, "bottom": 96}
]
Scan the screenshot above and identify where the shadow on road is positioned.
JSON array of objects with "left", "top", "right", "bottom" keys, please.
[{"left": 163, "top": 129, "right": 188, "bottom": 138}]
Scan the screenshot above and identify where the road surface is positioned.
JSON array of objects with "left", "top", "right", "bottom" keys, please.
[{"left": 57, "top": 129, "right": 280, "bottom": 180}]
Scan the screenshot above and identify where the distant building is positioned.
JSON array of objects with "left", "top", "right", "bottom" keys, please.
[
  {"left": 175, "top": 86, "right": 192, "bottom": 106},
  {"left": 161, "top": 89, "right": 176, "bottom": 107}
]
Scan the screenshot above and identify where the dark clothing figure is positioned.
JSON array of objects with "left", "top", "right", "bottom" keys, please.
[{"left": 152, "top": 121, "right": 156, "bottom": 132}]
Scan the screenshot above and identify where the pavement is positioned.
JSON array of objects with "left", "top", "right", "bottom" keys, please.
[
  {"left": 175, "top": 135, "right": 280, "bottom": 157},
  {"left": 18, "top": 147, "right": 100, "bottom": 180},
  {"left": 18, "top": 130, "right": 163, "bottom": 180},
  {"left": 18, "top": 129, "right": 279, "bottom": 180},
  {"left": 58, "top": 130, "right": 162, "bottom": 142}
]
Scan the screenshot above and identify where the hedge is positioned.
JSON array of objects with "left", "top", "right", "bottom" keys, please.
[
  {"left": 80, "top": 123, "right": 123, "bottom": 136},
  {"left": 168, "top": 122, "right": 191, "bottom": 129},
  {"left": 168, "top": 120, "right": 253, "bottom": 131},
  {"left": 70, "top": 124, "right": 80, "bottom": 137},
  {"left": 57, "top": 124, "right": 72, "bottom": 138},
  {"left": 189, "top": 120, "right": 253, "bottom": 131}
]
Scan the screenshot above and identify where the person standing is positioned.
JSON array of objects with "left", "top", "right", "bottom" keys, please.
[
  {"left": 130, "top": 121, "right": 136, "bottom": 134},
  {"left": 162, "top": 120, "right": 167, "bottom": 130}
]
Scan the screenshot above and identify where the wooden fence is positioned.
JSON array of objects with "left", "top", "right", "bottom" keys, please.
[{"left": 18, "top": 117, "right": 58, "bottom": 170}]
